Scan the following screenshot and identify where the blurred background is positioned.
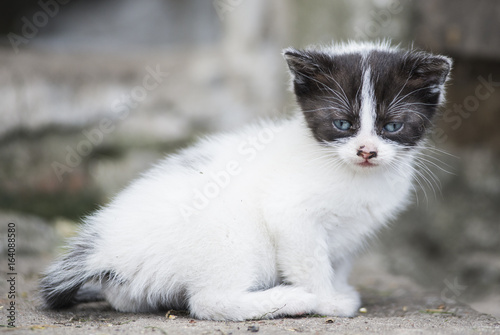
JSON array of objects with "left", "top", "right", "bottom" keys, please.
[{"left": 0, "top": 0, "right": 498, "bottom": 317}]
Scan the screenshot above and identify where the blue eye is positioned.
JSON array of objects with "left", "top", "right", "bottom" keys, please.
[
  {"left": 333, "top": 119, "right": 352, "bottom": 131},
  {"left": 383, "top": 122, "right": 403, "bottom": 132}
]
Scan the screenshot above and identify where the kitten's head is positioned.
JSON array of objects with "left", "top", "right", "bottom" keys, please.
[{"left": 283, "top": 41, "right": 452, "bottom": 172}]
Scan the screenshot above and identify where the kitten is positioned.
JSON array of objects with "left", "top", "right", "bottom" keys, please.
[{"left": 40, "top": 41, "right": 452, "bottom": 321}]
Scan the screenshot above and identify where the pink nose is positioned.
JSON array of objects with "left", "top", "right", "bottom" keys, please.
[{"left": 357, "top": 146, "right": 378, "bottom": 160}]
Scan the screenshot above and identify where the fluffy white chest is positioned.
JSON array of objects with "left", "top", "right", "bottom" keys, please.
[{"left": 263, "top": 163, "right": 411, "bottom": 260}]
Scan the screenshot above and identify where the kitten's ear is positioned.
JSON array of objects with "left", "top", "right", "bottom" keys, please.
[
  {"left": 412, "top": 54, "right": 453, "bottom": 86},
  {"left": 282, "top": 48, "right": 320, "bottom": 84}
]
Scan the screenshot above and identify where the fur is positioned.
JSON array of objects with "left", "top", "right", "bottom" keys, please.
[{"left": 40, "top": 41, "right": 452, "bottom": 320}]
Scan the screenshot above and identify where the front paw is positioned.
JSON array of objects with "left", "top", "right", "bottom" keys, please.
[{"left": 314, "top": 291, "right": 361, "bottom": 317}]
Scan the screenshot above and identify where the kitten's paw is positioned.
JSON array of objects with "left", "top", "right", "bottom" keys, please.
[
  {"left": 314, "top": 291, "right": 361, "bottom": 317},
  {"left": 252, "top": 286, "right": 318, "bottom": 318}
]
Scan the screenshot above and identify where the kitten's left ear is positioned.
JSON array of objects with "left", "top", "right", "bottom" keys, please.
[{"left": 412, "top": 54, "right": 453, "bottom": 86}]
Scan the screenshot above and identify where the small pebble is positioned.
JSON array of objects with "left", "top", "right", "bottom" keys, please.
[
  {"left": 359, "top": 307, "right": 367, "bottom": 313},
  {"left": 165, "top": 310, "right": 177, "bottom": 319},
  {"left": 247, "top": 324, "right": 260, "bottom": 332}
]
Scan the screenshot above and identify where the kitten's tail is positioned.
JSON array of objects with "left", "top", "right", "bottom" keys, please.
[{"left": 39, "top": 234, "right": 101, "bottom": 309}]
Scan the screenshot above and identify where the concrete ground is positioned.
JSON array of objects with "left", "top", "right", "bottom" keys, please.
[{"left": 1, "top": 254, "right": 499, "bottom": 335}]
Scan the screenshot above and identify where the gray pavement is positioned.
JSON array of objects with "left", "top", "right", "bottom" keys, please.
[{"left": 1, "top": 255, "right": 499, "bottom": 335}]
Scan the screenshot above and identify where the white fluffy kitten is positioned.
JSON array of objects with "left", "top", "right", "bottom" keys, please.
[{"left": 40, "top": 41, "right": 452, "bottom": 320}]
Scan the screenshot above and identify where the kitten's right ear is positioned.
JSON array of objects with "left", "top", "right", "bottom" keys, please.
[{"left": 282, "top": 48, "right": 320, "bottom": 84}]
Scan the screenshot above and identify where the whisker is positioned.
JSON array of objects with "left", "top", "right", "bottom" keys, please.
[
  {"left": 413, "top": 159, "right": 442, "bottom": 190},
  {"left": 302, "top": 106, "right": 339, "bottom": 113},
  {"left": 413, "top": 145, "right": 460, "bottom": 159},
  {"left": 386, "top": 108, "right": 432, "bottom": 124},
  {"left": 298, "top": 72, "right": 351, "bottom": 110},
  {"left": 317, "top": 97, "right": 351, "bottom": 113},
  {"left": 388, "top": 85, "right": 438, "bottom": 113},
  {"left": 398, "top": 147, "right": 457, "bottom": 175},
  {"left": 388, "top": 70, "right": 414, "bottom": 109},
  {"left": 397, "top": 152, "right": 454, "bottom": 175},
  {"left": 323, "top": 69, "right": 352, "bottom": 109},
  {"left": 391, "top": 155, "right": 438, "bottom": 205},
  {"left": 385, "top": 160, "right": 420, "bottom": 205}
]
